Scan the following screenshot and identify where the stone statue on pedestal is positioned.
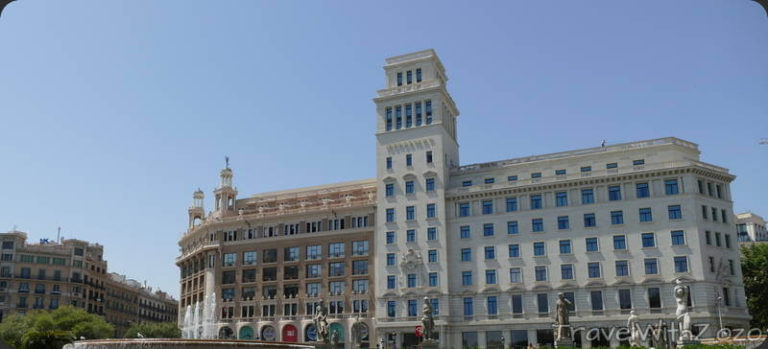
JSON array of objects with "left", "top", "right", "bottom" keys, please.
[
  {"left": 421, "top": 297, "right": 435, "bottom": 341},
  {"left": 627, "top": 309, "right": 642, "bottom": 347},
  {"left": 674, "top": 279, "right": 691, "bottom": 343},
  {"left": 554, "top": 293, "right": 573, "bottom": 348},
  {"left": 313, "top": 300, "right": 330, "bottom": 344}
]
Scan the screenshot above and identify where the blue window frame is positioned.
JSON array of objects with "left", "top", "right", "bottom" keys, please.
[
  {"left": 385, "top": 108, "right": 393, "bottom": 131},
  {"left": 613, "top": 235, "right": 626, "bottom": 250},
  {"left": 385, "top": 208, "right": 395, "bottom": 222},
  {"left": 385, "top": 183, "right": 394, "bottom": 197},
  {"left": 387, "top": 275, "right": 395, "bottom": 289},
  {"left": 645, "top": 258, "right": 658, "bottom": 274},
  {"left": 508, "top": 244, "right": 520, "bottom": 258},
  {"left": 671, "top": 230, "right": 685, "bottom": 245},
  {"left": 588, "top": 262, "right": 601, "bottom": 278},
  {"left": 484, "top": 178, "right": 495, "bottom": 184},
  {"left": 405, "top": 181, "right": 414, "bottom": 194},
  {"left": 674, "top": 256, "right": 688, "bottom": 273},
  {"left": 555, "top": 169, "right": 566, "bottom": 176},
  {"left": 668, "top": 205, "right": 682, "bottom": 219},
  {"left": 406, "top": 206, "right": 415, "bottom": 220},
  {"left": 462, "top": 180, "right": 472, "bottom": 187},
  {"left": 460, "top": 226, "right": 470, "bottom": 239},
  {"left": 535, "top": 266, "right": 547, "bottom": 281},
  {"left": 533, "top": 242, "right": 545, "bottom": 256},
  {"left": 484, "top": 246, "right": 496, "bottom": 260},
  {"left": 425, "top": 178, "right": 435, "bottom": 192},
  {"left": 508, "top": 175, "right": 518, "bottom": 181},
  {"left": 487, "top": 296, "right": 498, "bottom": 315},
  {"left": 386, "top": 157, "right": 392, "bottom": 169},
  {"left": 506, "top": 197, "right": 518, "bottom": 212},
  {"left": 665, "top": 179, "right": 679, "bottom": 195},
  {"left": 428, "top": 272, "right": 438, "bottom": 287},
  {"left": 416, "top": 68, "right": 422, "bottom": 82},
  {"left": 387, "top": 301, "right": 396, "bottom": 317},
  {"left": 483, "top": 223, "right": 494, "bottom": 236},
  {"left": 386, "top": 253, "right": 395, "bottom": 266},
  {"left": 559, "top": 240, "right": 572, "bottom": 254},
  {"left": 642, "top": 233, "right": 656, "bottom": 248},
  {"left": 633, "top": 159, "right": 645, "bottom": 166},
  {"left": 386, "top": 231, "right": 395, "bottom": 244},
  {"left": 606, "top": 162, "right": 618, "bottom": 169},
  {"left": 462, "top": 271, "right": 472, "bottom": 286},
  {"left": 586, "top": 237, "right": 599, "bottom": 252},
  {"left": 427, "top": 227, "right": 437, "bottom": 241},
  {"left": 481, "top": 200, "right": 493, "bottom": 215},
  {"left": 530, "top": 195, "right": 542, "bottom": 209},
  {"left": 396, "top": 72, "right": 403, "bottom": 86},
  {"left": 485, "top": 270, "right": 497, "bottom": 284},
  {"left": 582, "top": 189, "right": 595, "bottom": 204},
  {"left": 636, "top": 183, "right": 650, "bottom": 198},
  {"left": 616, "top": 260, "right": 629, "bottom": 276},
  {"left": 461, "top": 248, "right": 471, "bottom": 262},
  {"left": 561, "top": 264, "right": 574, "bottom": 280},
  {"left": 426, "top": 151, "right": 432, "bottom": 163},
  {"left": 428, "top": 250, "right": 438, "bottom": 263},
  {"left": 639, "top": 208, "right": 652, "bottom": 222},
  {"left": 408, "top": 299, "right": 417, "bottom": 316},
  {"left": 581, "top": 166, "right": 592, "bottom": 173},
  {"left": 425, "top": 100, "right": 432, "bottom": 124},
  {"left": 395, "top": 106, "right": 402, "bottom": 129},
  {"left": 537, "top": 294, "right": 549, "bottom": 313},
  {"left": 405, "top": 153, "right": 412, "bottom": 166},
  {"left": 463, "top": 297, "right": 473, "bottom": 316},
  {"left": 556, "top": 192, "right": 568, "bottom": 207},
  {"left": 557, "top": 216, "right": 569, "bottom": 230},
  {"left": 611, "top": 210, "right": 624, "bottom": 225},
  {"left": 405, "top": 104, "right": 412, "bottom": 127},
  {"left": 407, "top": 274, "right": 416, "bottom": 288},
  {"left": 406, "top": 229, "right": 415, "bottom": 242},
  {"left": 531, "top": 172, "right": 542, "bottom": 179},
  {"left": 608, "top": 186, "right": 622, "bottom": 201},
  {"left": 507, "top": 221, "right": 519, "bottom": 234},
  {"left": 584, "top": 213, "right": 596, "bottom": 227},
  {"left": 426, "top": 203, "right": 436, "bottom": 218},
  {"left": 459, "top": 203, "right": 471, "bottom": 217},
  {"left": 509, "top": 268, "right": 522, "bottom": 283},
  {"left": 532, "top": 218, "right": 544, "bottom": 232},
  {"left": 430, "top": 298, "right": 439, "bottom": 315},
  {"left": 415, "top": 102, "right": 422, "bottom": 126}
]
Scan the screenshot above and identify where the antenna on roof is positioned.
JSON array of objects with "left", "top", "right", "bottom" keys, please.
[
  {"left": 57, "top": 227, "right": 61, "bottom": 242},
  {"left": 225, "top": 156, "right": 230, "bottom": 169}
]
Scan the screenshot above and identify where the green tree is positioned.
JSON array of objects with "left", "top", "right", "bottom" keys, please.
[
  {"left": 124, "top": 322, "right": 181, "bottom": 339},
  {"left": 0, "top": 306, "right": 113, "bottom": 349},
  {"left": 20, "top": 329, "right": 74, "bottom": 349},
  {"left": 741, "top": 243, "right": 768, "bottom": 328},
  {"left": 0, "top": 314, "right": 34, "bottom": 349}
]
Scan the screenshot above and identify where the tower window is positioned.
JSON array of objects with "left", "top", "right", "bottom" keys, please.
[
  {"left": 426, "top": 151, "right": 433, "bottom": 164},
  {"left": 416, "top": 68, "right": 422, "bottom": 82},
  {"left": 405, "top": 104, "right": 412, "bottom": 128},
  {"left": 395, "top": 106, "right": 402, "bottom": 129},
  {"left": 386, "top": 157, "right": 392, "bottom": 169},
  {"left": 425, "top": 100, "right": 432, "bottom": 124},
  {"left": 406, "top": 70, "right": 412, "bottom": 84},
  {"left": 396, "top": 72, "right": 402, "bottom": 86},
  {"left": 385, "top": 107, "right": 392, "bottom": 131},
  {"left": 406, "top": 154, "right": 412, "bottom": 167},
  {"left": 415, "top": 102, "right": 422, "bottom": 126}
]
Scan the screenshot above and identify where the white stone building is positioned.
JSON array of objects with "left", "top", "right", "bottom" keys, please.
[
  {"left": 736, "top": 212, "right": 767, "bottom": 242},
  {"left": 372, "top": 50, "right": 750, "bottom": 349}
]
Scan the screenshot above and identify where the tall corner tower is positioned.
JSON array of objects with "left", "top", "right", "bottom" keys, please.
[{"left": 373, "top": 49, "right": 460, "bottom": 343}]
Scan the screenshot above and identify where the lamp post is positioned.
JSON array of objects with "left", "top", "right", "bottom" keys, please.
[{"left": 716, "top": 295, "right": 724, "bottom": 336}]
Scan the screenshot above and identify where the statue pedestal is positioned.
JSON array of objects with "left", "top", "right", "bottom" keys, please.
[
  {"left": 676, "top": 339, "right": 700, "bottom": 349},
  {"left": 419, "top": 339, "right": 439, "bottom": 349}
]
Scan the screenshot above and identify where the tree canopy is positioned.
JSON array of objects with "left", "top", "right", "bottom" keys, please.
[
  {"left": 0, "top": 306, "right": 113, "bottom": 349},
  {"left": 741, "top": 243, "right": 768, "bottom": 329}
]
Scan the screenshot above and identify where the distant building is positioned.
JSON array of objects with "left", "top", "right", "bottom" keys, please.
[
  {"left": 0, "top": 230, "right": 177, "bottom": 336},
  {"left": 736, "top": 212, "right": 767, "bottom": 243}
]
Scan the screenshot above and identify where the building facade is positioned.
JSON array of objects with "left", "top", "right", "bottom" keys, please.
[
  {"left": 178, "top": 49, "right": 751, "bottom": 348},
  {"left": 177, "top": 175, "right": 376, "bottom": 347},
  {"left": 0, "top": 230, "right": 177, "bottom": 336},
  {"left": 735, "top": 212, "right": 767, "bottom": 243}
]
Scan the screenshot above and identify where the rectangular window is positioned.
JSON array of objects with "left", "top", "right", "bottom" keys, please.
[
  {"left": 386, "top": 253, "right": 395, "bottom": 266},
  {"left": 223, "top": 253, "right": 237, "bottom": 267},
  {"left": 606, "top": 162, "right": 618, "bottom": 169},
  {"left": 722, "top": 209, "right": 728, "bottom": 224},
  {"left": 559, "top": 240, "right": 572, "bottom": 254},
  {"left": 406, "top": 229, "right": 415, "bottom": 242},
  {"left": 535, "top": 266, "right": 547, "bottom": 281},
  {"left": 482, "top": 200, "right": 493, "bottom": 215},
  {"left": 460, "top": 226, "right": 470, "bottom": 239},
  {"left": 532, "top": 218, "right": 544, "bottom": 232},
  {"left": 427, "top": 203, "right": 436, "bottom": 218},
  {"left": 581, "top": 166, "right": 592, "bottom": 173},
  {"left": 638, "top": 208, "right": 652, "bottom": 222},
  {"left": 512, "top": 294, "right": 523, "bottom": 313},
  {"left": 416, "top": 68, "right": 422, "bottom": 82},
  {"left": 729, "top": 259, "right": 735, "bottom": 275},
  {"left": 483, "top": 223, "right": 494, "bottom": 236},
  {"left": 586, "top": 237, "right": 599, "bottom": 252},
  {"left": 508, "top": 175, "right": 518, "bottom": 182},
  {"left": 407, "top": 274, "right": 417, "bottom": 288},
  {"left": 555, "top": 169, "right": 566, "bottom": 176},
  {"left": 405, "top": 181, "right": 414, "bottom": 194},
  {"left": 533, "top": 242, "right": 546, "bottom": 256},
  {"left": 406, "top": 70, "right": 412, "bottom": 84},
  {"left": 425, "top": 100, "right": 432, "bottom": 124},
  {"left": 396, "top": 72, "right": 403, "bottom": 86},
  {"left": 555, "top": 192, "right": 568, "bottom": 207},
  {"left": 352, "top": 241, "right": 369, "bottom": 256},
  {"left": 425, "top": 178, "right": 435, "bottom": 192},
  {"left": 406, "top": 206, "right": 415, "bottom": 221},
  {"left": 405, "top": 104, "right": 412, "bottom": 127},
  {"left": 462, "top": 271, "right": 472, "bottom": 286},
  {"left": 415, "top": 102, "right": 422, "bottom": 126},
  {"left": 284, "top": 247, "right": 299, "bottom": 261},
  {"left": 484, "top": 177, "right": 495, "bottom": 184},
  {"left": 486, "top": 270, "right": 497, "bottom": 284},
  {"left": 557, "top": 216, "right": 569, "bottom": 230},
  {"left": 674, "top": 256, "right": 689, "bottom": 273},
  {"left": 329, "top": 262, "right": 345, "bottom": 276},
  {"left": 613, "top": 235, "right": 627, "bottom": 250},
  {"left": 385, "top": 108, "right": 392, "bottom": 131},
  {"left": 531, "top": 172, "right": 542, "bottom": 179},
  {"left": 584, "top": 213, "right": 596, "bottom": 227},
  {"left": 530, "top": 194, "right": 542, "bottom": 209},
  {"left": 537, "top": 294, "right": 549, "bottom": 313},
  {"left": 633, "top": 159, "right": 645, "bottom": 166},
  {"left": 463, "top": 297, "right": 474, "bottom": 316},
  {"left": 429, "top": 272, "right": 438, "bottom": 287},
  {"left": 509, "top": 268, "right": 522, "bottom": 283},
  {"left": 668, "top": 205, "right": 682, "bottom": 219},
  {"left": 507, "top": 221, "right": 519, "bottom": 234},
  {"left": 706, "top": 231, "right": 712, "bottom": 245},
  {"left": 649, "top": 288, "right": 661, "bottom": 308},
  {"left": 644, "top": 258, "right": 658, "bottom": 274},
  {"left": 723, "top": 287, "right": 731, "bottom": 306},
  {"left": 387, "top": 301, "right": 396, "bottom": 317},
  {"left": 426, "top": 151, "right": 432, "bottom": 164},
  {"left": 642, "top": 233, "right": 656, "bottom": 248},
  {"left": 329, "top": 243, "right": 345, "bottom": 258},
  {"left": 665, "top": 179, "right": 680, "bottom": 195},
  {"left": 459, "top": 203, "right": 471, "bottom": 217},
  {"left": 615, "top": 260, "right": 629, "bottom": 276},
  {"left": 462, "top": 180, "right": 472, "bottom": 187},
  {"left": 508, "top": 244, "right": 520, "bottom": 258},
  {"left": 461, "top": 248, "right": 472, "bottom": 262},
  {"left": 406, "top": 153, "right": 412, "bottom": 166},
  {"left": 487, "top": 296, "right": 498, "bottom": 315},
  {"left": 427, "top": 227, "right": 437, "bottom": 241},
  {"left": 671, "top": 231, "right": 685, "bottom": 245},
  {"left": 386, "top": 231, "right": 395, "bottom": 244},
  {"left": 636, "top": 182, "right": 650, "bottom": 198},
  {"left": 582, "top": 189, "right": 595, "bottom": 204},
  {"left": 395, "top": 106, "right": 402, "bottom": 129},
  {"left": 619, "top": 289, "right": 632, "bottom": 309},
  {"left": 725, "top": 234, "right": 732, "bottom": 248},
  {"left": 608, "top": 185, "right": 622, "bottom": 201},
  {"left": 387, "top": 275, "right": 395, "bottom": 289},
  {"left": 484, "top": 246, "right": 496, "bottom": 260},
  {"left": 428, "top": 250, "right": 438, "bottom": 263},
  {"left": 386, "top": 208, "right": 395, "bottom": 222},
  {"left": 588, "top": 262, "right": 601, "bottom": 278},
  {"left": 591, "top": 290, "right": 604, "bottom": 311},
  {"left": 506, "top": 197, "right": 518, "bottom": 212},
  {"left": 243, "top": 251, "right": 257, "bottom": 265},
  {"left": 561, "top": 264, "right": 574, "bottom": 280},
  {"left": 713, "top": 208, "right": 719, "bottom": 222}
]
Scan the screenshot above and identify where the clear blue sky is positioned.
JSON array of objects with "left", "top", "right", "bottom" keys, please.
[{"left": 1, "top": 1, "right": 766, "bottom": 298}]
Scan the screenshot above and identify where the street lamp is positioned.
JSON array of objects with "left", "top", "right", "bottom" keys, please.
[{"left": 716, "top": 296, "right": 724, "bottom": 336}]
